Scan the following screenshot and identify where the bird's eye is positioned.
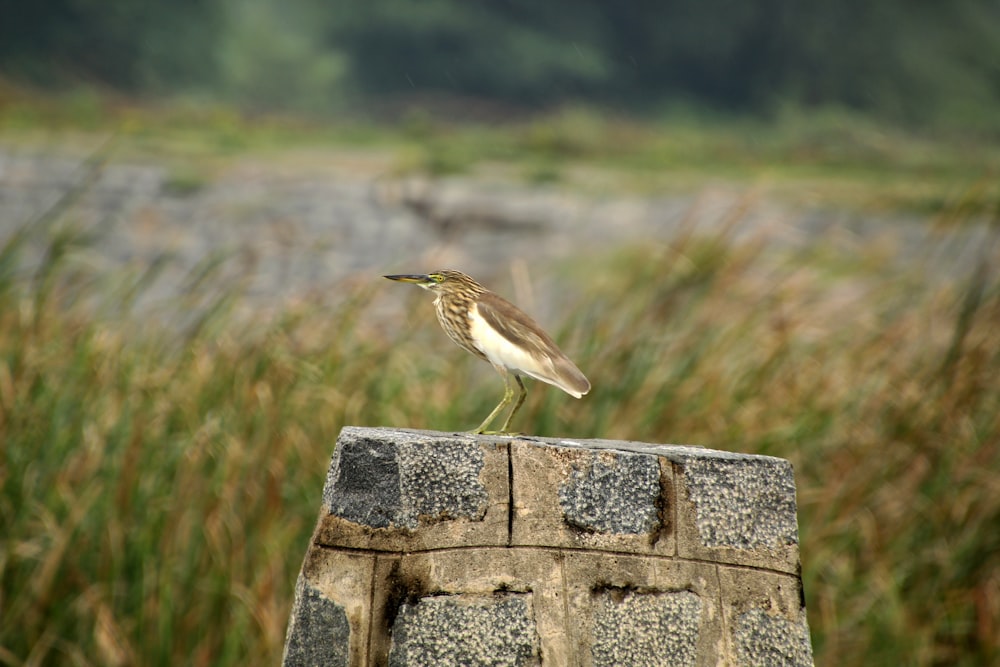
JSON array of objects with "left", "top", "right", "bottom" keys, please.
[{"left": 430, "top": 274, "right": 444, "bottom": 283}]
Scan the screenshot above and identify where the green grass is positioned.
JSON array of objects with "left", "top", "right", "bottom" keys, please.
[
  {"left": 1, "top": 205, "right": 998, "bottom": 666},
  {"left": 2, "top": 89, "right": 998, "bottom": 214}
]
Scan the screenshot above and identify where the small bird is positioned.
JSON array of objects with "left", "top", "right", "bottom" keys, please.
[{"left": 384, "top": 270, "right": 590, "bottom": 434}]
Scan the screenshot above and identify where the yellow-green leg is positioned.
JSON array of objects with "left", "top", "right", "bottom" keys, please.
[
  {"left": 472, "top": 369, "right": 515, "bottom": 434},
  {"left": 472, "top": 369, "right": 528, "bottom": 435},
  {"left": 498, "top": 375, "right": 527, "bottom": 434}
]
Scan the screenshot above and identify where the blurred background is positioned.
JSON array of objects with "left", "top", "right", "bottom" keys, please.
[
  {"left": 1, "top": 2, "right": 998, "bottom": 666},
  {"left": 4, "top": 0, "right": 1000, "bottom": 126}
]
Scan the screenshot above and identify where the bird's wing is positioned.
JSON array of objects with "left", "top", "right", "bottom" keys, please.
[{"left": 475, "top": 292, "right": 591, "bottom": 397}]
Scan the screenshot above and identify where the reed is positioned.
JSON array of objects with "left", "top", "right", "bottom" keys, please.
[{"left": 1, "top": 205, "right": 997, "bottom": 665}]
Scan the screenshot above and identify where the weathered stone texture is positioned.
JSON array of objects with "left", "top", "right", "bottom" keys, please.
[
  {"left": 282, "top": 580, "right": 350, "bottom": 667},
  {"left": 509, "top": 441, "right": 675, "bottom": 556},
  {"left": 591, "top": 589, "right": 702, "bottom": 667},
  {"left": 558, "top": 450, "right": 661, "bottom": 534},
  {"left": 388, "top": 594, "right": 540, "bottom": 667},
  {"left": 682, "top": 455, "right": 798, "bottom": 550},
  {"left": 733, "top": 609, "right": 814, "bottom": 667},
  {"left": 283, "top": 427, "right": 814, "bottom": 666},
  {"left": 323, "top": 435, "right": 402, "bottom": 528},
  {"left": 324, "top": 427, "right": 490, "bottom": 530}
]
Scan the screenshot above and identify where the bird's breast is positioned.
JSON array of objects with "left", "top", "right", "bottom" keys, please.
[{"left": 434, "top": 296, "right": 485, "bottom": 360}]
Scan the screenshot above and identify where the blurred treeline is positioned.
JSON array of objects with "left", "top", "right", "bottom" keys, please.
[{"left": 3, "top": 0, "right": 1000, "bottom": 129}]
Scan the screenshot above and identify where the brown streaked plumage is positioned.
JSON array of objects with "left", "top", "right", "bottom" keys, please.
[{"left": 384, "top": 270, "right": 590, "bottom": 434}]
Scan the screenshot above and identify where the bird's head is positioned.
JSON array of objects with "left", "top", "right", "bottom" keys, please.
[{"left": 384, "top": 270, "right": 481, "bottom": 294}]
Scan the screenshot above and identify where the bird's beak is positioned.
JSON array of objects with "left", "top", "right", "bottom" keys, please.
[{"left": 384, "top": 274, "right": 431, "bottom": 285}]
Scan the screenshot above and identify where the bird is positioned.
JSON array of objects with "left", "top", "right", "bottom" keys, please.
[{"left": 384, "top": 270, "right": 590, "bottom": 434}]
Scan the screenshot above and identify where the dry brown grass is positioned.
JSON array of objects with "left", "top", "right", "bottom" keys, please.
[{"left": 1, "top": 203, "right": 998, "bottom": 665}]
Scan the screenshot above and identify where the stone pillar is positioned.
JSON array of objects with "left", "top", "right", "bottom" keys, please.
[{"left": 282, "top": 427, "right": 814, "bottom": 667}]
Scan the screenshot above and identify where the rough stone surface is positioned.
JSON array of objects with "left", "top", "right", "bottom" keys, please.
[
  {"left": 558, "top": 450, "right": 661, "bottom": 534},
  {"left": 282, "top": 580, "right": 350, "bottom": 667},
  {"left": 509, "top": 441, "right": 675, "bottom": 556},
  {"left": 388, "top": 594, "right": 539, "bottom": 667},
  {"left": 323, "top": 434, "right": 401, "bottom": 528},
  {"left": 324, "top": 427, "right": 489, "bottom": 529},
  {"left": 681, "top": 455, "right": 799, "bottom": 550},
  {"left": 562, "top": 554, "right": 724, "bottom": 667},
  {"left": 733, "top": 608, "right": 814, "bottom": 667},
  {"left": 591, "top": 590, "right": 702, "bottom": 667},
  {"left": 283, "top": 427, "right": 815, "bottom": 666},
  {"left": 395, "top": 437, "right": 490, "bottom": 528}
]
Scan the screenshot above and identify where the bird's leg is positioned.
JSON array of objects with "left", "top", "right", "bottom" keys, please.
[
  {"left": 498, "top": 375, "right": 527, "bottom": 434},
  {"left": 472, "top": 368, "right": 513, "bottom": 434}
]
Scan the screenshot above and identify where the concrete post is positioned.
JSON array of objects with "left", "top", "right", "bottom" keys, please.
[{"left": 282, "top": 427, "right": 814, "bottom": 666}]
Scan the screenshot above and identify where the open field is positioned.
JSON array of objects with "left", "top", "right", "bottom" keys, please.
[
  {"left": 1, "top": 102, "right": 999, "bottom": 665},
  {"left": 3, "top": 91, "right": 999, "bottom": 213}
]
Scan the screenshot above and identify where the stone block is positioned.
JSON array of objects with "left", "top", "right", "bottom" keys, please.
[
  {"left": 669, "top": 448, "right": 801, "bottom": 573},
  {"left": 315, "top": 427, "right": 509, "bottom": 551},
  {"left": 368, "top": 548, "right": 570, "bottom": 665},
  {"left": 510, "top": 439, "right": 674, "bottom": 556},
  {"left": 590, "top": 589, "right": 702, "bottom": 667},
  {"left": 562, "top": 553, "right": 723, "bottom": 667},
  {"left": 388, "top": 593, "right": 540, "bottom": 667},
  {"left": 282, "top": 578, "right": 350, "bottom": 667},
  {"left": 284, "top": 549, "right": 377, "bottom": 666},
  {"left": 718, "top": 565, "right": 813, "bottom": 666},
  {"left": 282, "top": 428, "right": 814, "bottom": 666}
]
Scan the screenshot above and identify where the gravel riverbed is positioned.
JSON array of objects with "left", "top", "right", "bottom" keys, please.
[{"left": 1, "top": 147, "right": 994, "bottom": 324}]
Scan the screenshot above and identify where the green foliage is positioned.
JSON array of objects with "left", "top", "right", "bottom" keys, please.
[
  {"left": 319, "top": 1, "right": 611, "bottom": 101},
  {"left": 215, "top": 0, "right": 349, "bottom": 113},
  {"left": 1, "top": 95, "right": 997, "bottom": 217},
  {"left": 3, "top": 1, "right": 999, "bottom": 127},
  {"left": 0, "top": 0, "right": 222, "bottom": 90}
]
